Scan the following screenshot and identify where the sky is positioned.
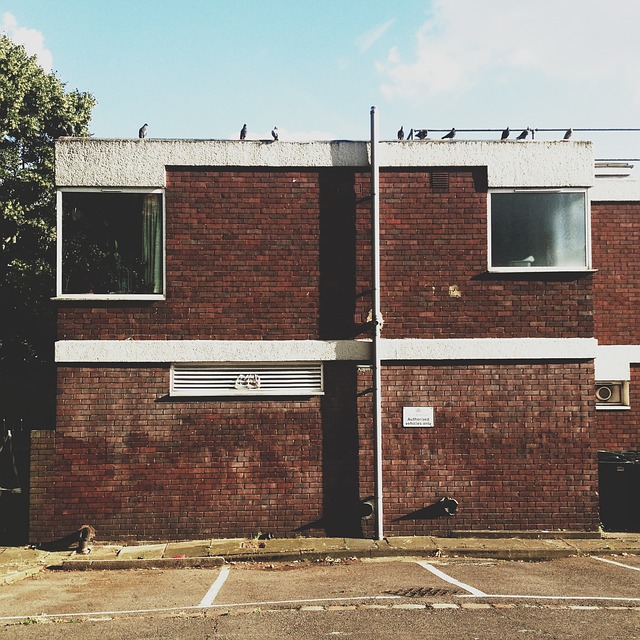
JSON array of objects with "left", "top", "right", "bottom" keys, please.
[{"left": 2, "top": 0, "right": 639, "bottom": 160}]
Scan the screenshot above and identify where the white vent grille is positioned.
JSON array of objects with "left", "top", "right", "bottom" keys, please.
[{"left": 170, "top": 363, "right": 324, "bottom": 397}]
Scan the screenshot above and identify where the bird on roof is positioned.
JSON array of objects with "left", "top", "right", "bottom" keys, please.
[
  {"left": 138, "top": 123, "right": 148, "bottom": 139},
  {"left": 442, "top": 127, "right": 455, "bottom": 139},
  {"left": 240, "top": 124, "right": 247, "bottom": 140},
  {"left": 271, "top": 126, "right": 278, "bottom": 141},
  {"left": 501, "top": 126, "right": 510, "bottom": 140},
  {"left": 563, "top": 127, "right": 573, "bottom": 140},
  {"left": 397, "top": 126, "right": 404, "bottom": 141},
  {"left": 416, "top": 129, "right": 429, "bottom": 140},
  {"left": 516, "top": 128, "right": 529, "bottom": 140},
  {"left": 407, "top": 128, "right": 414, "bottom": 140}
]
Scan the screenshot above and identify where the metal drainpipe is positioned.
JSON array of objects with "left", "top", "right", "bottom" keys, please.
[{"left": 370, "top": 106, "right": 384, "bottom": 540}]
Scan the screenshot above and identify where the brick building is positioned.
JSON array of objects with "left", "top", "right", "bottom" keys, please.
[{"left": 29, "top": 133, "right": 640, "bottom": 542}]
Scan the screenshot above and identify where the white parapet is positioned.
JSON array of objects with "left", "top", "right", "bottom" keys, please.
[{"left": 55, "top": 138, "right": 594, "bottom": 189}]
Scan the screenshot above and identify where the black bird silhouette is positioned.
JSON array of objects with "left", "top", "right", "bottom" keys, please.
[
  {"left": 271, "top": 126, "right": 278, "bottom": 141},
  {"left": 138, "top": 123, "right": 148, "bottom": 139},
  {"left": 501, "top": 126, "right": 510, "bottom": 140},
  {"left": 240, "top": 124, "right": 247, "bottom": 140},
  {"left": 442, "top": 127, "right": 455, "bottom": 139},
  {"left": 416, "top": 129, "right": 429, "bottom": 140},
  {"left": 397, "top": 126, "right": 404, "bottom": 141},
  {"left": 563, "top": 128, "right": 573, "bottom": 140},
  {"left": 516, "top": 128, "right": 529, "bottom": 140},
  {"left": 407, "top": 128, "right": 414, "bottom": 140}
]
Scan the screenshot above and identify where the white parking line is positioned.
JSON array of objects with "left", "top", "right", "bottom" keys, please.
[
  {"left": 593, "top": 556, "right": 640, "bottom": 572},
  {"left": 198, "top": 565, "right": 230, "bottom": 607},
  {"left": 0, "top": 595, "right": 402, "bottom": 622},
  {"left": 416, "top": 560, "right": 487, "bottom": 596}
]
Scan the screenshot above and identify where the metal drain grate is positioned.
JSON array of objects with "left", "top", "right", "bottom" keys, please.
[{"left": 386, "top": 586, "right": 463, "bottom": 598}]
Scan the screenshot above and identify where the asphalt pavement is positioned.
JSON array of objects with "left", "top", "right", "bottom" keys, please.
[{"left": 2, "top": 531, "right": 640, "bottom": 586}]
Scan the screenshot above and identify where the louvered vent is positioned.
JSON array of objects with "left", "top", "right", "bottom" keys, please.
[
  {"left": 431, "top": 171, "right": 450, "bottom": 193},
  {"left": 170, "top": 363, "right": 324, "bottom": 396}
]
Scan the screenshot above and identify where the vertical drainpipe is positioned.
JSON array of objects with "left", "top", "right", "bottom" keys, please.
[{"left": 370, "top": 106, "right": 384, "bottom": 540}]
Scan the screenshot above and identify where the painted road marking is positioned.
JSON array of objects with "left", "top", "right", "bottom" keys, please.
[
  {"left": 593, "top": 556, "right": 640, "bottom": 572},
  {"left": 416, "top": 560, "right": 487, "bottom": 596},
  {"left": 198, "top": 565, "right": 230, "bottom": 607},
  {"left": 460, "top": 594, "right": 640, "bottom": 602},
  {"left": 0, "top": 595, "right": 402, "bottom": 622}
]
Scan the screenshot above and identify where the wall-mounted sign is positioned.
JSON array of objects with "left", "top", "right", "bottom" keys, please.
[{"left": 403, "top": 406, "right": 435, "bottom": 428}]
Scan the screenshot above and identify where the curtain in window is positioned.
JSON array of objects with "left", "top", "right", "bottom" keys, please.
[{"left": 142, "top": 194, "right": 163, "bottom": 293}]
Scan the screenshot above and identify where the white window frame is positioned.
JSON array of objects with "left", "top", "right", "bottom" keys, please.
[
  {"left": 170, "top": 362, "right": 325, "bottom": 397},
  {"left": 487, "top": 188, "right": 592, "bottom": 273},
  {"left": 55, "top": 187, "right": 166, "bottom": 300}
]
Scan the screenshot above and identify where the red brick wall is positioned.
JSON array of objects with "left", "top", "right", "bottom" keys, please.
[
  {"left": 376, "top": 361, "right": 599, "bottom": 534},
  {"left": 31, "top": 360, "right": 598, "bottom": 541},
  {"left": 58, "top": 168, "right": 593, "bottom": 342},
  {"left": 31, "top": 366, "right": 326, "bottom": 541},
  {"left": 594, "top": 365, "right": 640, "bottom": 452},
  {"left": 375, "top": 169, "right": 594, "bottom": 339},
  {"left": 40, "top": 167, "right": 605, "bottom": 540},
  {"left": 592, "top": 201, "right": 640, "bottom": 345},
  {"left": 58, "top": 169, "right": 324, "bottom": 341}
]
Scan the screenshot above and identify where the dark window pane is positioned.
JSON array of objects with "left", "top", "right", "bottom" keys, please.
[{"left": 62, "top": 192, "right": 163, "bottom": 294}]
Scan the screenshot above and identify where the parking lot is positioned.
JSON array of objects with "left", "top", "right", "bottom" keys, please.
[{"left": 1, "top": 554, "right": 639, "bottom": 623}]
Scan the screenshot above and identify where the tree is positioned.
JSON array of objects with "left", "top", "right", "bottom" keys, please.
[{"left": 0, "top": 35, "right": 95, "bottom": 424}]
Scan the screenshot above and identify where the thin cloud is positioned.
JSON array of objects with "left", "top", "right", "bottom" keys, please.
[
  {"left": 377, "top": 0, "right": 640, "bottom": 104},
  {"left": 358, "top": 19, "right": 395, "bottom": 53},
  {"left": 1, "top": 12, "right": 53, "bottom": 71}
]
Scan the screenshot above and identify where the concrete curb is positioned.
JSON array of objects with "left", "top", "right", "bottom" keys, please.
[
  {"left": 0, "top": 566, "right": 43, "bottom": 585},
  {"left": 59, "top": 556, "right": 225, "bottom": 571}
]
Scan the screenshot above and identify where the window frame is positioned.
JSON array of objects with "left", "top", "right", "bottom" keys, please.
[
  {"left": 56, "top": 187, "right": 166, "bottom": 300},
  {"left": 487, "top": 188, "right": 592, "bottom": 273}
]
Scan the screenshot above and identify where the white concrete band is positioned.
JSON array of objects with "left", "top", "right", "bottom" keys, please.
[{"left": 55, "top": 337, "right": 597, "bottom": 364}]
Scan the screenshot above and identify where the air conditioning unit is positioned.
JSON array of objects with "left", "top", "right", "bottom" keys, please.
[{"left": 595, "top": 381, "right": 630, "bottom": 407}]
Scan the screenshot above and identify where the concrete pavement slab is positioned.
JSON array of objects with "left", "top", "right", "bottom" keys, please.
[
  {"left": 116, "top": 543, "right": 166, "bottom": 559},
  {"left": 165, "top": 540, "right": 211, "bottom": 558}
]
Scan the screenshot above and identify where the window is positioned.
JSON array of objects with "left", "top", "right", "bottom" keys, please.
[
  {"left": 170, "top": 363, "right": 324, "bottom": 397},
  {"left": 489, "top": 190, "right": 589, "bottom": 271},
  {"left": 58, "top": 189, "right": 164, "bottom": 298}
]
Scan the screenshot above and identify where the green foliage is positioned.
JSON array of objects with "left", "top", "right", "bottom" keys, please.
[{"left": 0, "top": 35, "right": 95, "bottom": 421}]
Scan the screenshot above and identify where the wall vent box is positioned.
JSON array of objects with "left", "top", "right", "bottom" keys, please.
[{"left": 403, "top": 407, "right": 435, "bottom": 428}]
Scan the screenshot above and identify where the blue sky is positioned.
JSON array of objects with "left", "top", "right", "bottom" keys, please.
[{"left": 2, "top": 0, "right": 639, "bottom": 159}]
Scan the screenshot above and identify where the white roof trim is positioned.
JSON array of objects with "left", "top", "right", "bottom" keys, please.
[{"left": 55, "top": 138, "right": 594, "bottom": 189}]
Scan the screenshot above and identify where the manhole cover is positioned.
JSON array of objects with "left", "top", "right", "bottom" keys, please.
[{"left": 386, "top": 586, "right": 463, "bottom": 598}]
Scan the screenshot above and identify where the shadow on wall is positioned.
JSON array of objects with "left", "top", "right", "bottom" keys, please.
[
  {"left": 294, "top": 362, "right": 365, "bottom": 538},
  {"left": 394, "top": 497, "right": 459, "bottom": 521}
]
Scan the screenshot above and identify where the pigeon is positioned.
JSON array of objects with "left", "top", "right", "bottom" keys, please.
[
  {"left": 271, "top": 126, "right": 278, "bottom": 141},
  {"left": 416, "top": 129, "right": 429, "bottom": 140},
  {"left": 240, "top": 124, "right": 247, "bottom": 140},
  {"left": 407, "top": 128, "right": 414, "bottom": 140},
  {"left": 516, "top": 128, "right": 529, "bottom": 140},
  {"left": 138, "top": 123, "right": 148, "bottom": 139},
  {"left": 442, "top": 127, "right": 455, "bottom": 139},
  {"left": 397, "top": 126, "right": 404, "bottom": 141},
  {"left": 563, "top": 128, "right": 573, "bottom": 140},
  {"left": 501, "top": 126, "right": 510, "bottom": 140}
]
